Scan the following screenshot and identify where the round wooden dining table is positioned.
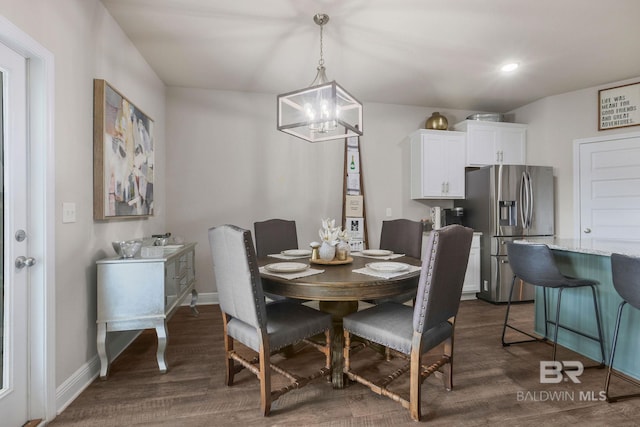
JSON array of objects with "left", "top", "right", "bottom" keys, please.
[{"left": 258, "top": 255, "right": 423, "bottom": 388}]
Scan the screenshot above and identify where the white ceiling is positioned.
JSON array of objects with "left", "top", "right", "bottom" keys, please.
[{"left": 100, "top": 0, "right": 640, "bottom": 113}]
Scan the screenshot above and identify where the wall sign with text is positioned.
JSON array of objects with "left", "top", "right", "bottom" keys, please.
[{"left": 599, "top": 82, "right": 640, "bottom": 130}]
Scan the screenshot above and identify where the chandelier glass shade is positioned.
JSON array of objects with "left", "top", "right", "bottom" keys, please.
[{"left": 277, "top": 14, "right": 363, "bottom": 142}]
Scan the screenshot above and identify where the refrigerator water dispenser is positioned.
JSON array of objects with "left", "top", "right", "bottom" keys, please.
[{"left": 499, "top": 200, "right": 517, "bottom": 226}]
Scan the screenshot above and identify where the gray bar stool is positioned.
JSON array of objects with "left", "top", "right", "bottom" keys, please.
[
  {"left": 502, "top": 243, "right": 605, "bottom": 365},
  {"left": 605, "top": 253, "right": 640, "bottom": 402}
]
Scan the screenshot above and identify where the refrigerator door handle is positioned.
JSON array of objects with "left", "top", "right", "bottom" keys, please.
[
  {"left": 520, "top": 172, "right": 528, "bottom": 228},
  {"left": 527, "top": 171, "right": 534, "bottom": 229}
]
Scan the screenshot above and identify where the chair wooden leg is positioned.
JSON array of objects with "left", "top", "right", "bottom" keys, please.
[
  {"left": 442, "top": 320, "right": 455, "bottom": 390},
  {"left": 343, "top": 330, "right": 351, "bottom": 372},
  {"left": 324, "top": 329, "right": 332, "bottom": 371},
  {"left": 259, "top": 340, "right": 271, "bottom": 416},
  {"left": 409, "top": 344, "right": 422, "bottom": 422},
  {"left": 385, "top": 347, "right": 392, "bottom": 361},
  {"left": 222, "top": 313, "right": 235, "bottom": 386}
]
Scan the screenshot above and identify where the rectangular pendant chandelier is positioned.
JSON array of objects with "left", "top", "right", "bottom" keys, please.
[
  {"left": 276, "top": 14, "right": 363, "bottom": 143},
  {"left": 277, "top": 80, "right": 363, "bottom": 143}
]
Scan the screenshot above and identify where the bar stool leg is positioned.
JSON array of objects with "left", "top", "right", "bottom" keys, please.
[
  {"left": 605, "top": 301, "right": 625, "bottom": 402},
  {"left": 543, "top": 287, "right": 549, "bottom": 339},
  {"left": 502, "top": 276, "right": 542, "bottom": 346},
  {"left": 552, "top": 287, "right": 564, "bottom": 362},
  {"left": 588, "top": 284, "right": 606, "bottom": 366},
  {"left": 501, "top": 276, "right": 517, "bottom": 346}
]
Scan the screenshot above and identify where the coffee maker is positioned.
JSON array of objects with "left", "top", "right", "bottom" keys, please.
[{"left": 441, "top": 207, "right": 464, "bottom": 226}]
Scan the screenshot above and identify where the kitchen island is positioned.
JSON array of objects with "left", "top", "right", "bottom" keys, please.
[{"left": 515, "top": 238, "right": 640, "bottom": 381}]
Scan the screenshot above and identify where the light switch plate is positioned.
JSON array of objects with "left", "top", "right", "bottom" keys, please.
[{"left": 62, "top": 202, "right": 76, "bottom": 223}]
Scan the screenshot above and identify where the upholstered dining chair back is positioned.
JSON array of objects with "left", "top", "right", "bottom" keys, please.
[
  {"left": 379, "top": 218, "right": 423, "bottom": 259},
  {"left": 414, "top": 224, "right": 474, "bottom": 334},
  {"left": 209, "top": 224, "right": 266, "bottom": 329},
  {"left": 611, "top": 253, "right": 640, "bottom": 310},
  {"left": 254, "top": 219, "right": 298, "bottom": 258}
]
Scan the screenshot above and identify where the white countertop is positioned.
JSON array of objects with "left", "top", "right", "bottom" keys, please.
[
  {"left": 514, "top": 237, "right": 640, "bottom": 257},
  {"left": 423, "top": 231, "right": 482, "bottom": 235}
]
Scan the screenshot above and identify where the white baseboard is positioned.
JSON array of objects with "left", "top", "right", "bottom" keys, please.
[{"left": 55, "top": 292, "right": 218, "bottom": 414}]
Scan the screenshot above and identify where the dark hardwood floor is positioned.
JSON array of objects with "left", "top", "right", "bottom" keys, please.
[{"left": 50, "top": 300, "right": 639, "bottom": 426}]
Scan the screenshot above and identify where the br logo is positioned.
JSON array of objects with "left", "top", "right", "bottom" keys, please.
[{"left": 539, "top": 361, "right": 584, "bottom": 384}]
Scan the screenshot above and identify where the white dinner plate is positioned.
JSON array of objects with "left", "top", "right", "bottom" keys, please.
[
  {"left": 264, "top": 262, "right": 309, "bottom": 273},
  {"left": 366, "top": 262, "right": 410, "bottom": 273},
  {"left": 281, "top": 249, "right": 312, "bottom": 257},
  {"left": 362, "top": 249, "right": 393, "bottom": 257}
]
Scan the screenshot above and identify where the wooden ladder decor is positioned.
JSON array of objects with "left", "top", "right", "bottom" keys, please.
[{"left": 341, "top": 132, "right": 369, "bottom": 251}]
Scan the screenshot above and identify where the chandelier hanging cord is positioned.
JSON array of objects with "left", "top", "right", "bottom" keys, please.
[{"left": 314, "top": 13, "right": 328, "bottom": 68}]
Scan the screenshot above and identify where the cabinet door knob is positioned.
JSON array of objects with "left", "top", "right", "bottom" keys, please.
[{"left": 583, "top": 228, "right": 591, "bottom": 234}]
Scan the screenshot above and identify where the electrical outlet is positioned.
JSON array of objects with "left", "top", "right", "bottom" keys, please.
[
  {"left": 385, "top": 208, "right": 392, "bottom": 217},
  {"left": 62, "top": 202, "right": 76, "bottom": 223}
]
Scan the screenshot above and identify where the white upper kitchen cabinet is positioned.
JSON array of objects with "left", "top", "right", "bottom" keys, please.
[
  {"left": 410, "top": 129, "right": 466, "bottom": 199},
  {"left": 453, "top": 120, "right": 527, "bottom": 166}
]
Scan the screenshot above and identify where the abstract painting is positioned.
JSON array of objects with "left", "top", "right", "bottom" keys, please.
[{"left": 93, "top": 79, "right": 154, "bottom": 220}]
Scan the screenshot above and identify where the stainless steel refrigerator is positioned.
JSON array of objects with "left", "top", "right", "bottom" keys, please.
[{"left": 455, "top": 165, "right": 554, "bottom": 303}]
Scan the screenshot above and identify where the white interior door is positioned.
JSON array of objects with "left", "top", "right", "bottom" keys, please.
[
  {"left": 578, "top": 133, "right": 640, "bottom": 250},
  {"left": 0, "top": 40, "right": 29, "bottom": 426}
]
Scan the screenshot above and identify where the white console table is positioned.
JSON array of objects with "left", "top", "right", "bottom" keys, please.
[{"left": 96, "top": 242, "right": 198, "bottom": 379}]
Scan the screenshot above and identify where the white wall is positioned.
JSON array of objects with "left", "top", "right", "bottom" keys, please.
[
  {"left": 513, "top": 76, "right": 640, "bottom": 238},
  {"left": 166, "top": 87, "right": 475, "bottom": 294},
  {"left": 0, "top": 0, "right": 166, "bottom": 390}
]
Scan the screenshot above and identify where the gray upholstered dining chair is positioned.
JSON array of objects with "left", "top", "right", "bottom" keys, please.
[
  {"left": 364, "top": 218, "right": 424, "bottom": 306},
  {"left": 254, "top": 218, "right": 298, "bottom": 258},
  {"left": 343, "top": 224, "right": 473, "bottom": 422},
  {"left": 208, "top": 224, "right": 332, "bottom": 416},
  {"left": 605, "top": 253, "right": 640, "bottom": 402},
  {"left": 379, "top": 218, "right": 424, "bottom": 259},
  {"left": 254, "top": 218, "right": 305, "bottom": 302},
  {"left": 502, "top": 243, "right": 605, "bottom": 366}
]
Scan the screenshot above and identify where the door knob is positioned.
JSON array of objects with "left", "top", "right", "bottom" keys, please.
[
  {"left": 583, "top": 228, "right": 591, "bottom": 234},
  {"left": 15, "top": 256, "right": 36, "bottom": 269}
]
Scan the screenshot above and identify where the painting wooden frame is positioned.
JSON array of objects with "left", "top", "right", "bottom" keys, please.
[
  {"left": 93, "top": 79, "right": 154, "bottom": 220},
  {"left": 598, "top": 81, "right": 640, "bottom": 131}
]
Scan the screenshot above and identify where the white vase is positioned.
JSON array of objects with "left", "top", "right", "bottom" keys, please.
[{"left": 319, "top": 241, "right": 336, "bottom": 261}]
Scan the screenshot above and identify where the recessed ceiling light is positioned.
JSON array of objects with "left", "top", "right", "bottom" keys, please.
[{"left": 501, "top": 62, "right": 519, "bottom": 72}]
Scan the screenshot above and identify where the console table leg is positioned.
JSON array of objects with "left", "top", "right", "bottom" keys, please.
[
  {"left": 190, "top": 289, "right": 199, "bottom": 316},
  {"left": 97, "top": 322, "right": 109, "bottom": 379},
  {"left": 155, "top": 321, "right": 168, "bottom": 373}
]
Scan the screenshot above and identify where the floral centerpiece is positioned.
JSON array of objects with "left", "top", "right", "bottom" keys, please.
[{"left": 318, "top": 218, "right": 340, "bottom": 260}]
